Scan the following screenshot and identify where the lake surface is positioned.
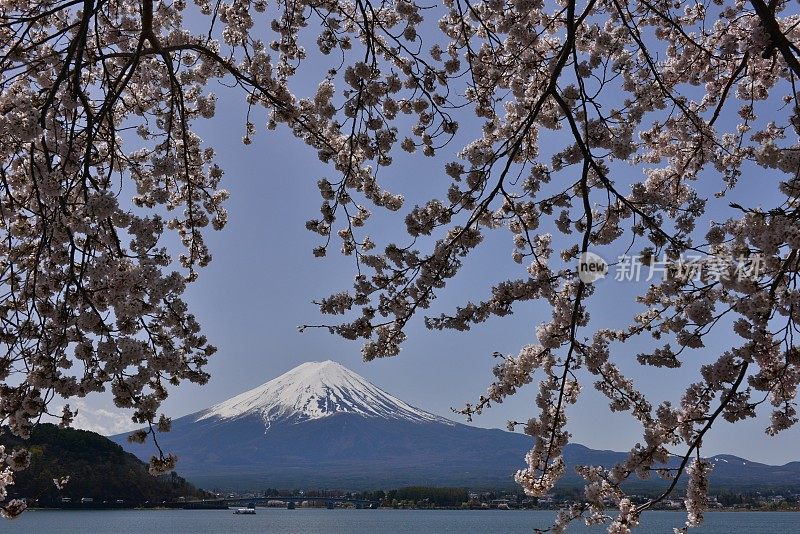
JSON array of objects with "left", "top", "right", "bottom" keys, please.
[{"left": 1, "top": 508, "right": 797, "bottom": 533}]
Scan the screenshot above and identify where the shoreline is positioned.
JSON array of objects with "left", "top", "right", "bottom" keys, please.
[{"left": 24, "top": 506, "right": 800, "bottom": 513}]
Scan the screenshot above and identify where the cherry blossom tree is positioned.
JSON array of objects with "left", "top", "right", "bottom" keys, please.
[{"left": 1, "top": 0, "right": 799, "bottom": 529}]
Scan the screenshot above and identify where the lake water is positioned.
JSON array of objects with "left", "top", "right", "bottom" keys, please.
[{"left": 0, "top": 508, "right": 797, "bottom": 533}]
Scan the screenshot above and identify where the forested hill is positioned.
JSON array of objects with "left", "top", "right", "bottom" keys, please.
[{"left": 0, "top": 424, "right": 206, "bottom": 504}]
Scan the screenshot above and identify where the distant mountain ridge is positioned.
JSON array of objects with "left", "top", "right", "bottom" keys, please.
[{"left": 111, "top": 361, "right": 800, "bottom": 491}]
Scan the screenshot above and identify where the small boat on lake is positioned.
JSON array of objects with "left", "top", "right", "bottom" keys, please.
[{"left": 232, "top": 506, "right": 256, "bottom": 515}]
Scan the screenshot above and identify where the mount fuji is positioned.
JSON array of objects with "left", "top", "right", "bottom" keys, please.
[
  {"left": 111, "top": 360, "right": 800, "bottom": 491},
  {"left": 111, "top": 360, "right": 534, "bottom": 489}
]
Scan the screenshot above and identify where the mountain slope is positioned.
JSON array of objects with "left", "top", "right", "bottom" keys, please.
[
  {"left": 111, "top": 361, "right": 800, "bottom": 491},
  {"left": 1, "top": 423, "right": 206, "bottom": 503},
  {"left": 558, "top": 445, "right": 800, "bottom": 492},
  {"left": 113, "top": 361, "right": 527, "bottom": 488},
  {"left": 123, "top": 413, "right": 533, "bottom": 489}
]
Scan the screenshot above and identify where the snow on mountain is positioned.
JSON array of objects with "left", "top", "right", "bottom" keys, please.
[{"left": 195, "top": 360, "right": 452, "bottom": 426}]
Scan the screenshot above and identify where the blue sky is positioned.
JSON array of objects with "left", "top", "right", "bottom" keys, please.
[
  {"left": 58, "top": 1, "right": 800, "bottom": 466},
  {"left": 63, "top": 72, "right": 800, "bottom": 467}
]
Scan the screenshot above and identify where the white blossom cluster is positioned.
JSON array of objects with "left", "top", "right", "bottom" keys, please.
[
  {"left": 0, "top": 445, "right": 28, "bottom": 518},
  {"left": 683, "top": 459, "right": 713, "bottom": 528}
]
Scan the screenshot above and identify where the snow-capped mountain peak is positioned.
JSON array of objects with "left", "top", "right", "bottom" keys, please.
[{"left": 195, "top": 360, "right": 452, "bottom": 426}]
